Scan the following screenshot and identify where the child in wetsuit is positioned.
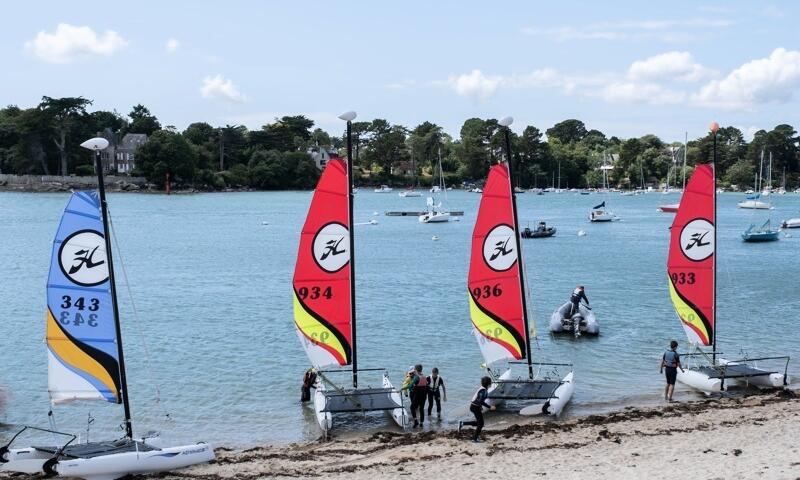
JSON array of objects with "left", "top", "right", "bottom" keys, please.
[
  {"left": 459, "top": 376, "right": 495, "bottom": 442},
  {"left": 427, "top": 367, "right": 447, "bottom": 419}
]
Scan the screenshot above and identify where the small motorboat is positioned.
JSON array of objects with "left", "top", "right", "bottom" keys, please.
[
  {"left": 550, "top": 302, "right": 599, "bottom": 337},
  {"left": 521, "top": 222, "right": 556, "bottom": 238},
  {"left": 588, "top": 201, "right": 618, "bottom": 222},
  {"left": 659, "top": 203, "right": 680, "bottom": 213},
  {"left": 742, "top": 220, "right": 780, "bottom": 242},
  {"left": 781, "top": 218, "right": 800, "bottom": 229},
  {"left": 374, "top": 185, "right": 393, "bottom": 193},
  {"left": 398, "top": 189, "right": 421, "bottom": 197}
]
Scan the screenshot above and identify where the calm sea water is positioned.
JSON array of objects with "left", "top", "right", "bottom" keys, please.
[{"left": 0, "top": 189, "right": 798, "bottom": 447}]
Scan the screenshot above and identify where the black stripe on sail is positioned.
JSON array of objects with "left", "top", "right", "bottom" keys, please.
[
  {"left": 469, "top": 290, "right": 527, "bottom": 360},
  {"left": 593, "top": 201, "right": 605, "bottom": 209},
  {"left": 668, "top": 275, "right": 713, "bottom": 345},
  {"left": 49, "top": 308, "right": 122, "bottom": 401},
  {"left": 294, "top": 290, "right": 352, "bottom": 365}
]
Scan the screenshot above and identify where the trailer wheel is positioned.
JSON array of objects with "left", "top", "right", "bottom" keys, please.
[
  {"left": 0, "top": 446, "right": 8, "bottom": 463},
  {"left": 42, "top": 457, "right": 59, "bottom": 477}
]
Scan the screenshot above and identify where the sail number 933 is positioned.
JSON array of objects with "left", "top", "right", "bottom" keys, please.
[
  {"left": 59, "top": 295, "right": 100, "bottom": 327},
  {"left": 670, "top": 272, "right": 696, "bottom": 285}
]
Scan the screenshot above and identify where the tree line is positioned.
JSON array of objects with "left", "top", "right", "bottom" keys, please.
[{"left": 1, "top": 96, "right": 798, "bottom": 190}]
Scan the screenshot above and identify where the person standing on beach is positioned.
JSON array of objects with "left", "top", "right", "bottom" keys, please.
[
  {"left": 458, "top": 376, "right": 495, "bottom": 443},
  {"left": 660, "top": 340, "right": 685, "bottom": 401},
  {"left": 403, "top": 364, "right": 428, "bottom": 428},
  {"left": 426, "top": 367, "right": 447, "bottom": 420}
]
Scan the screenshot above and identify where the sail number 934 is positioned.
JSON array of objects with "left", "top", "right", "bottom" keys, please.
[
  {"left": 59, "top": 295, "right": 100, "bottom": 327},
  {"left": 472, "top": 284, "right": 503, "bottom": 299},
  {"left": 297, "top": 286, "right": 333, "bottom": 300},
  {"left": 670, "top": 272, "right": 696, "bottom": 285}
]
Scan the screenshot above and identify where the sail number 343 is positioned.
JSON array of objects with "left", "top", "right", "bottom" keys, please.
[{"left": 59, "top": 295, "right": 100, "bottom": 327}]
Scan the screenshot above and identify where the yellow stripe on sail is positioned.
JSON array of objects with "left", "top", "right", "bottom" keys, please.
[
  {"left": 667, "top": 275, "right": 711, "bottom": 345},
  {"left": 468, "top": 294, "right": 523, "bottom": 359},
  {"left": 293, "top": 292, "right": 348, "bottom": 365},
  {"left": 46, "top": 309, "right": 118, "bottom": 401}
]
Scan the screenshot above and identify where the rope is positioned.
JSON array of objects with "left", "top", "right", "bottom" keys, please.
[{"left": 107, "top": 209, "right": 171, "bottom": 424}]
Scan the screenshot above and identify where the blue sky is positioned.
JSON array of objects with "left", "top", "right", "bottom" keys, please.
[{"left": 1, "top": 1, "right": 798, "bottom": 142}]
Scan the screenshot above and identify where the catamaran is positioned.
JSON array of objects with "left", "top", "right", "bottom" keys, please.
[
  {"left": 659, "top": 134, "right": 687, "bottom": 213},
  {"left": 737, "top": 150, "right": 772, "bottom": 210},
  {"left": 0, "top": 138, "right": 214, "bottom": 480},
  {"left": 419, "top": 147, "right": 451, "bottom": 223},
  {"left": 589, "top": 159, "right": 618, "bottom": 221},
  {"left": 666, "top": 159, "right": 790, "bottom": 394},
  {"left": 467, "top": 117, "right": 573, "bottom": 417},
  {"left": 293, "top": 112, "right": 407, "bottom": 438}
]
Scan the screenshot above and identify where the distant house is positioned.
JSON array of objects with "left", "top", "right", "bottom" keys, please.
[
  {"left": 96, "top": 131, "right": 148, "bottom": 174},
  {"left": 308, "top": 146, "right": 339, "bottom": 170}
]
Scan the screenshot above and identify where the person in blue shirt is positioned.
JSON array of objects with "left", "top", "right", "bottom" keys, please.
[
  {"left": 458, "top": 376, "right": 495, "bottom": 442},
  {"left": 660, "top": 340, "right": 685, "bottom": 401}
]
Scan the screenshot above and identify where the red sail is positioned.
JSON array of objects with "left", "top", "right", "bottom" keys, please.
[
  {"left": 468, "top": 163, "right": 527, "bottom": 364},
  {"left": 667, "top": 163, "right": 715, "bottom": 346},
  {"left": 293, "top": 158, "right": 353, "bottom": 367}
]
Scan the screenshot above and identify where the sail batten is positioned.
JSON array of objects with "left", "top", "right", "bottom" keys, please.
[
  {"left": 667, "top": 163, "right": 715, "bottom": 346},
  {"left": 293, "top": 159, "right": 354, "bottom": 369},
  {"left": 468, "top": 163, "right": 528, "bottom": 365},
  {"left": 47, "top": 192, "right": 121, "bottom": 405}
]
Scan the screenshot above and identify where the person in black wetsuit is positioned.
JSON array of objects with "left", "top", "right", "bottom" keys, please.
[
  {"left": 406, "top": 364, "right": 428, "bottom": 428},
  {"left": 569, "top": 285, "right": 589, "bottom": 317},
  {"left": 426, "top": 367, "right": 447, "bottom": 420},
  {"left": 300, "top": 368, "right": 317, "bottom": 402},
  {"left": 458, "top": 376, "right": 495, "bottom": 442}
]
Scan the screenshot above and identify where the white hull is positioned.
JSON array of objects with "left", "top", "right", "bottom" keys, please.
[
  {"left": 2, "top": 440, "right": 214, "bottom": 480},
  {"left": 419, "top": 212, "right": 450, "bottom": 223},
  {"left": 314, "top": 382, "right": 332, "bottom": 434},
  {"left": 737, "top": 200, "right": 772, "bottom": 209},
  {"left": 589, "top": 209, "right": 618, "bottom": 222},
  {"left": 677, "top": 368, "right": 722, "bottom": 393},
  {"left": 382, "top": 374, "right": 408, "bottom": 429},
  {"left": 542, "top": 371, "right": 574, "bottom": 416},
  {"left": 486, "top": 369, "right": 512, "bottom": 409},
  {"left": 398, "top": 191, "right": 421, "bottom": 197},
  {"left": 550, "top": 303, "right": 599, "bottom": 335},
  {"left": 781, "top": 218, "right": 800, "bottom": 229}
]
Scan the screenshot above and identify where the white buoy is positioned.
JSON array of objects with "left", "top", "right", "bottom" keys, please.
[
  {"left": 261, "top": 221, "right": 269, "bottom": 226},
  {"left": 432, "top": 235, "right": 440, "bottom": 241},
  {"left": 369, "top": 219, "right": 378, "bottom": 225},
  {"left": 577, "top": 230, "right": 587, "bottom": 237},
  {"left": 372, "top": 211, "right": 379, "bottom": 216}
]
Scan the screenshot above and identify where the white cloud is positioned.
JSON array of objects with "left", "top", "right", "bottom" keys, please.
[
  {"left": 692, "top": 48, "right": 800, "bottom": 109},
  {"left": 521, "top": 18, "right": 734, "bottom": 43},
  {"left": 445, "top": 70, "right": 503, "bottom": 101},
  {"left": 628, "top": 51, "right": 716, "bottom": 82},
  {"left": 200, "top": 74, "right": 247, "bottom": 103},
  {"left": 165, "top": 38, "right": 180, "bottom": 53},
  {"left": 24, "top": 23, "right": 127, "bottom": 63}
]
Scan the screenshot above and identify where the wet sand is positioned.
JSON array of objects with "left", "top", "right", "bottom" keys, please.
[{"left": 153, "top": 390, "right": 798, "bottom": 480}]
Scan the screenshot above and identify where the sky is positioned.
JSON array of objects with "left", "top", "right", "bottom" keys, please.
[{"left": 1, "top": 1, "right": 799, "bottom": 143}]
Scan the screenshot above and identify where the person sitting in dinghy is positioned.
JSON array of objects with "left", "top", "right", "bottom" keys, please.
[{"left": 568, "top": 285, "right": 589, "bottom": 317}]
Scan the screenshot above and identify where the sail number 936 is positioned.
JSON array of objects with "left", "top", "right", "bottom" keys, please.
[
  {"left": 59, "top": 295, "right": 100, "bottom": 327},
  {"left": 472, "top": 284, "right": 503, "bottom": 299},
  {"left": 670, "top": 272, "right": 696, "bottom": 285},
  {"left": 297, "top": 286, "right": 333, "bottom": 300}
]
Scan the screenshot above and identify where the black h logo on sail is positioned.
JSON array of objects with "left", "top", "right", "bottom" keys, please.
[
  {"left": 69, "top": 246, "right": 105, "bottom": 274},
  {"left": 490, "top": 238, "right": 513, "bottom": 261},
  {"left": 685, "top": 232, "right": 710, "bottom": 250},
  {"left": 320, "top": 237, "right": 345, "bottom": 261}
]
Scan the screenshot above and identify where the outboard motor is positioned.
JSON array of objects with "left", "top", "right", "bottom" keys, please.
[{"left": 571, "top": 312, "right": 583, "bottom": 338}]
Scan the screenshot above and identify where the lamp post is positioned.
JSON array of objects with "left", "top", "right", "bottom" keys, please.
[{"left": 338, "top": 110, "right": 358, "bottom": 388}]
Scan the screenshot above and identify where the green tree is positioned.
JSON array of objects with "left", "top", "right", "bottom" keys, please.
[
  {"left": 546, "top": 119, "right": 587, "bottom": 144},
  {"left": 134, "top": 130, "right": 197, "bottom": 186},
  {"left": 127, "top": 104, "right": 161, "bottom": 135},
  {"left": 38, "top": 96, "right": 93, "bottom": 175}
]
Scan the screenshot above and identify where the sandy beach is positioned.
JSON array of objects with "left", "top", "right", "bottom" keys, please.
[{"left": 145, "top": 390, "right": 799, "bottom": 480}]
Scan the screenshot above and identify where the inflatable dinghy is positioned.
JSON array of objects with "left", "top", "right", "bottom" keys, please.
[{"left": 550, "top": 302, "right": 599, "bottom": 336}]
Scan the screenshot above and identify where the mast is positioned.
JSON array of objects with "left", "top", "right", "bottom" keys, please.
[
  {"left": 344, "top": 116, "right": 358, "bottom": 389},
  {"left": 711, "top": 123, "right": 718, "bottom": 364},
  {"left": 93, "top": 148, "right": 133, "bottom": 439},
  {"left": 683, "top": 132, "right": 687, "bottom": 190},
  {"left": 500, "top": 117, "right": 534, "bottom": 379}
]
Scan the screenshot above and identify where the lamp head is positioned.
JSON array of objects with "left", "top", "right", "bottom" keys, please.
[
  {"left": 498, "top": 116, "right": 514, "bottom": 127},
  {"left": 710, "top": 121, "right": 719, "bottom": 134},
  {"left": 80, "top": 137, "right": 110, "bottom": 151},
  {"left": 338, "top": 111, "right": 357, "bottom": 122}
]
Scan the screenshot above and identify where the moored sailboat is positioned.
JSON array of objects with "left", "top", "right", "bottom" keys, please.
[
  {"left": 666, "top": 134, "right": 790, "bottom": 394},
  {"left": 293, "top": 112, "right": 406, "bottom": 437},
  {"left": 467, "top": 117, "right": 574, "bottom": 417},
  {"left": 0, "top": 138, "right": 214, "bottom": 480}
]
